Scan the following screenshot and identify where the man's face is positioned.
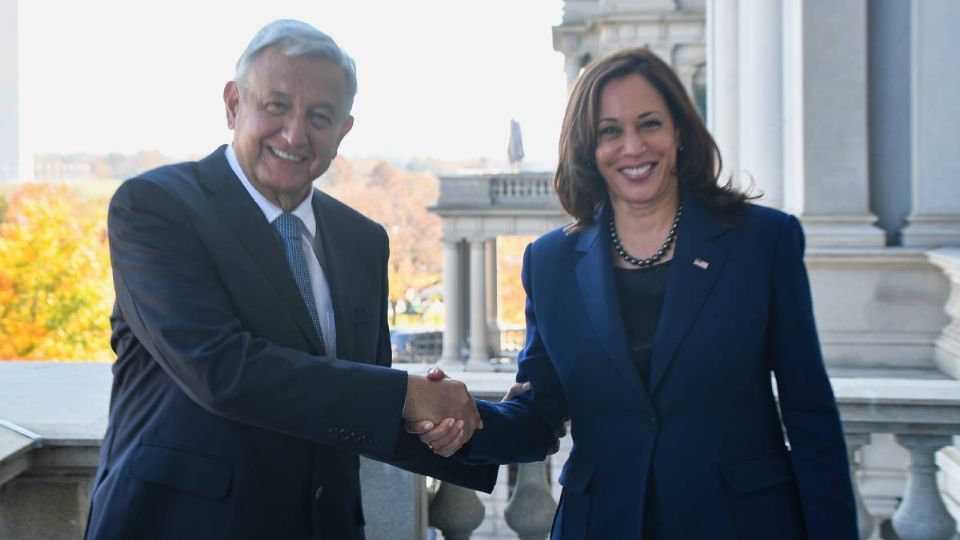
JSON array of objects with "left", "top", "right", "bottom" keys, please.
[{"left": 224, "top": 47, "right": 354, "bottom": 209}]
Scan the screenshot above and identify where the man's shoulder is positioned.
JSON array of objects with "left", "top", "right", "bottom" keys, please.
[
  {"left": 114, "top": 147, "right": 224, "bottom": 201},
  {"left": 140, "top": 147, "right": 225, "bottom": 186}
]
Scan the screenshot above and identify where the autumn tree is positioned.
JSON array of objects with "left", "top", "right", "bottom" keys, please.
[
  {"left": 0, "top": 183, "right": 114, "bottom": 361},
  {"left": 496, "top": 236, "right": 536, "bottom": 326},
  {"left": 324, "top": 160, "right": 442, "bottom": 326}
]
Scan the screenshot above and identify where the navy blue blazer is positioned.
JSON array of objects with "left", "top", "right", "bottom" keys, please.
[
  {"left": 465, "top": 196, "right": 857, "bottom": 539},
  {"left": 86, "top": 146, "right": 496, "bottom": 540}
]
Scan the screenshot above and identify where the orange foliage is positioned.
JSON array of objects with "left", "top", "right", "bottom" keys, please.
[
  {"left": 497, "top": 236, "right": 536, "bottom": 326},
  {"left": 0, "top": 183, "right": 114, "bottom": 361},
  {"left": 325, "top": 161, "right": 442, "bottom": 324}
]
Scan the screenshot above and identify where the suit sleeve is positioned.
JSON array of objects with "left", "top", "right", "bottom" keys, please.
[
  {"left": 460, "top": 242, "right": 567, "bottom": 464},
  {"left": 768, "top": 214, "right": 858, "bottom": 538},
  {"left": 109, "top": 176, "right": 409, "bottom": 457}
]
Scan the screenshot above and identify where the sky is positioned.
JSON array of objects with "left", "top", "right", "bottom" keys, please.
[{"left": 17, "top": 0, "right": 569, "bottom": 168}]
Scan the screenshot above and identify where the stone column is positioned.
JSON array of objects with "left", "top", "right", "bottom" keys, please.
[
  {"left": 845, "top": 433, "right": 877, "bottom": 540},
  {"left": 485, "top": 239, "right": 500, "bottom": 357},
  {"left": 672, "top": 44, "right": 705, "bottom": 106},
  {"left": 439, "top": 239, "right": 464, "bottom": 367},
  {"left": 706, "top": 0, "right": 739, "bottom": 180},
  {"left": 466, "top": 239, "right": 493, "bottom": 371},
  {"left": 901, "top": 0, "right": 960, "bottom": 247},
  {"left": 891, "top": 434, "right": 957, "bottom": 540},
  {"left": 782, "top": 0, "right": 884, "bottom": 247},
  {"left": 737, "top": 0, "right": 783, "bottom": 208},
  {"left": 0, "top": 0, "right": 29, "bottom": 182},
  {"left": 563, "top": 53, "right": 582, "bottom": 93},
  {"left": 867, "top": 0, "right": 912, "bottom": 246}
]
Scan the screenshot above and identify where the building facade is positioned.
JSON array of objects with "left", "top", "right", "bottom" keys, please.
[{"left": 432, "top": 0, "right": 960, "bottom": 535}]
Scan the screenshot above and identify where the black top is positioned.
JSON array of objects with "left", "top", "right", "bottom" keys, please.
[{"left": 613, "top": 260, "right": 671, "bottom": 389}]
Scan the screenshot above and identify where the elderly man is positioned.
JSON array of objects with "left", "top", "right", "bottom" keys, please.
[{"left": 85, "top": 19, "right": 493, "bottom": 540}]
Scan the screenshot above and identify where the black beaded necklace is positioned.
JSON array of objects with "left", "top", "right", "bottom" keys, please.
[{"left": 608, "top": 205, "right": 683, "bottom": 267}]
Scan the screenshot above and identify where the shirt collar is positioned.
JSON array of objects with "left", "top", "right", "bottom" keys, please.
[{"left": 226, "top": 144, "right": 316, "bottom": 237}]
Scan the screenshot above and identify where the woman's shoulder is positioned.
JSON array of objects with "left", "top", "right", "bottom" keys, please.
[
  {"left": 524, "top": 222, "right": 583, "bottom": 261},
  {"left": 718, "top": 202, "right": 806, "bottom": 253},
  {"left": 740, "top": 202, "right": 793, "bottom": 228}
]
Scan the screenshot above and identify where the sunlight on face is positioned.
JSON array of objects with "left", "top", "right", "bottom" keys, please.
[
  {"left": 594, "top": 73, "right": 679, "bottom": 212},
  {"left": 224, "top": 47, "right": 354, "bottom": 210}
]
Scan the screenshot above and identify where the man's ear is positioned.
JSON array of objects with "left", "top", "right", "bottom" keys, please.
[
  {"left": 332, "top": 115, "right": 355, "bottom": 158},
  {"left": 340, "top": 115, "right": 355, "bottom": 139},
  {"left": 224, "top": 81, "right": 240, "bottom": 130}
]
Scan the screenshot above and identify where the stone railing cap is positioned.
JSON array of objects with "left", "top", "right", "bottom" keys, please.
[{"left": 0, "top": 362, "right": 111, "bottom": 444}]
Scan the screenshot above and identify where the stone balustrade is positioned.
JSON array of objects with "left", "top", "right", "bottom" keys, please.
[
  {"left": 434, "top": 172, "right": 561, "bottom": 212},
  {"left": 422, "top": 373, "right": 960, "bottom": 540},
  {"left": 930, "top": 248, "right": 960, "bottom": 380},
  {"left": 2, "top": 364, "right": 959, "bottom": 540}
]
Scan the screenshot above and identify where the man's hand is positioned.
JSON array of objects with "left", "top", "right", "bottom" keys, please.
[
  {"left": 407, "top": 369, "right": 567, "bottom": 457},
  {"left": 402, "top": 367, "right": 482, "bottom": 456}
]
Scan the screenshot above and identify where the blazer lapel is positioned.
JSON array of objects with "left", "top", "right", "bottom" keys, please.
[
  {"left": 649, "top": 196, "right": 728, "bottom": 393},
  {"left": 574, "top": 206, "right": 651, "bottom": 400},
  {"left": 198, "top": 146, "right": 325, "bottom": 354},
  {"left": 310, "top": 192, "right": 352, "bottom": 360}
]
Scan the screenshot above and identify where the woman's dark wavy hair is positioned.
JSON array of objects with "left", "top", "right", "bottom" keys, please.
[{"left": 555, "top": 47, "right": 753, "bottom": 231}]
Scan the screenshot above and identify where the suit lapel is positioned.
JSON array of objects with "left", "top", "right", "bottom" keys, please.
[
  {"left": 311, "top": 192, "right": 353, "bottom": 360},
  {"left": 197, "top": 146, "right": 325, "bottom": 354},
  {"left": 649, "top": 196, "right": 728, "bottom": 393},
  {"left": 574, "top": 206, "right": 651, "bottom": 400}
]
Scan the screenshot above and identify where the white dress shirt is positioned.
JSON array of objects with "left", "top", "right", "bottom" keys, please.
[{"left": 226, "top": 144, "right": 336, "bottom": 357}]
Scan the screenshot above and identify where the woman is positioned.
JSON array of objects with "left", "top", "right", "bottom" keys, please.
[{"left": 414, "top": 48, "right": 857, "bottom": 539}]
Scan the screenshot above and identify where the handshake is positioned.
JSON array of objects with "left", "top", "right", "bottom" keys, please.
[{"left": 402, "top": 367, "right": 563, "bottom": 458}]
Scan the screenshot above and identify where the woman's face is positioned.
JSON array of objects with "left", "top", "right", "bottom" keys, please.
[{"left": 594, "top": 73, "right": 680, "bottom": 211}]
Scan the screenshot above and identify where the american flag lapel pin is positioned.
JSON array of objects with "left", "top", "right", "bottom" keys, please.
[{"left": 693, "top": 258, "right": 710, "bottom": 270}]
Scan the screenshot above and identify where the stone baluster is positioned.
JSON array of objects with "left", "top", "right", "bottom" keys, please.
[
  {"left": 428, "top": 481, "right": 485, "bottom": 540},
  {"left": 504, "top": 461, "right": 556, "bottom": 540},
  {"left": 845, "top": 433, "right": 877, "bottom": 540},
  {"left": 891, "top": 434, "right": 957, "bottom": 540}
]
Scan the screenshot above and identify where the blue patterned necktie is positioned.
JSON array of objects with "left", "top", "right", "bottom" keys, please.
[{"left": 273, "top": 213, "right": 326, "bottom": 353}]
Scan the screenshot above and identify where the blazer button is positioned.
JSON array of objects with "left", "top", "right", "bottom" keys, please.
[
  {"left": 644, "top": 417, "right": 657, "bottom": 428},
  {"left": 327, "top": 427, "right": 337, "bottom": 436},
  {"left": 339, "top": 428, "right": 350, "bottom": 439},
  {"left": 314, "top": 486, "right": 324, "bottom": 500}
]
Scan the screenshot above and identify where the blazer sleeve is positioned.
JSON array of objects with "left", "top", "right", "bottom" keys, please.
[
  {"left": 109, "top": 175, "right": 409, "bottom": 457},
  {"left": 768, "top": 214, "right": 858, "bottom": 538},
  {"left": 461, "top": 242, "right": 567, "bottom": 464}
]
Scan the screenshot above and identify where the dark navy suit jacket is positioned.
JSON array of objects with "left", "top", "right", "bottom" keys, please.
[
  {"left": 86, "top": 146, "right": 496, "bottom": 540},
  {"left": 465, "top": 195, "right": 857, "bottom": 539}
]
